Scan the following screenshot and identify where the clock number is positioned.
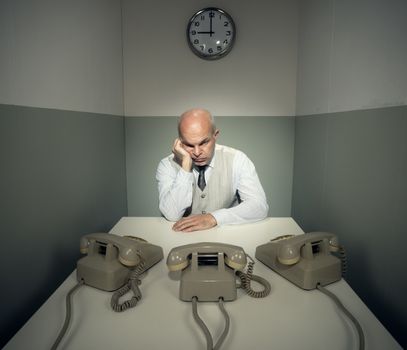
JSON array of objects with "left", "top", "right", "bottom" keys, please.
[
  {"left": 200, "top": 15, "right": 205, "bottom": 20},
  {"left": 208, "top": 48, "right": 213, "bottom": 54},
  {"left": 200, "top": 45, "right": 205, "bottom": 51},
  {"left": 224, "top": 21, "right": 229, "bottom": 27},
  {"left": 217, "top": 46, "right": 222, "bottom": 51},
  {"left": 194, "top": 39, "right": 199, "bottom": 44},
  {"left": 226, "top": 31, "right": 231, "bottom": 36},
  {"left": 194, "top": 22, "right": 200, "bottom": 27},
  {"left": 223, "top": 39, "right": 229, "bottom": 44},
  {"left": 209, "top": 11, "right": 215, "bottom": 18},
  {"left": 191, "top": 30, "right": 197, "bottom": 35}
]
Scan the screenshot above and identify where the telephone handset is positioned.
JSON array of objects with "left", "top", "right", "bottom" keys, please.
[
  {"left": 167, "top": 242, "right": 270, "bottom": 350},
  {"left": 255, "top": 231, "right": 343, "bottom": 290}
]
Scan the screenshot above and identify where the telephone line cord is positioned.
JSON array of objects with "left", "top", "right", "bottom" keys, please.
[
  {"left": 50, "top": 280, "right": 84, "bottom": 350},
  {"left": 317, "top": 283, "right": 365, "bottom": 350},
  {"left": 191, "top": 297, "right": 231, "bottom": 350}
]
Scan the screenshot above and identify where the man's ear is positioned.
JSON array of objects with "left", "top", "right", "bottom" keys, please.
[{"left": 213, "top": 129, "right": 220, "bottom": 140}]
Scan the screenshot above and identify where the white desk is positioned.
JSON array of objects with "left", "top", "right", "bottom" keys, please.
[{"left": 4, "top": 217, "right": 401, "bottom": 350}]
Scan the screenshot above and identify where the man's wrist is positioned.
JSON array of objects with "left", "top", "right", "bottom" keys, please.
[{"left": 182, "top": 157, "right": 192, "bottom": 172}]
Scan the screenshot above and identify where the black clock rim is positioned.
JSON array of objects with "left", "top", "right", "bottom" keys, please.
[{"left": 186, "top": 7, "right": 236, "bottom": 60}]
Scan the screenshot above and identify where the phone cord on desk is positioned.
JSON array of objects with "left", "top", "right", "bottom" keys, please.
[
  {"left": 50, "top": 280, "right": 84, "bottom": 350},
  {"left": 111, "top": 258, "right": 145, "bottom": 312},
  {"left": 192, "top": 297, "right": 230, "bottom": 350},
  {"left": 236, "top": 256, "right": 271, "bottom": 298},
  {"left": 317, "top": 283, "right": 365, "bottom": 350}
]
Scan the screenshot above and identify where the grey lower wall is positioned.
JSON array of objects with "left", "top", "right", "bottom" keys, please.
[
  {"left": 292, "top": 105, "right": 407, "bottom": 347},
  {"left": 0, "top": 104, "right": 127, "bottom": 347},
  {"left": 125, "top": 116, "right": 295, "bottom": 218}
]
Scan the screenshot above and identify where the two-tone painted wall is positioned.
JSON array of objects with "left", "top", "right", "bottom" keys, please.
[
  {"left": 293, "top": 0, "right": 407, "bottom": 346},
  {"left": 0, "top": 0, "right": 127, "bottom": 347},
  {"left": 1, "top": 0, "right": 406, "bottom": 347}
]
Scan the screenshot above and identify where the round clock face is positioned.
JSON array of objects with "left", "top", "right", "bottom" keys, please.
[{"left": 187, "top": 8, "right": 236, "bottom": 60}]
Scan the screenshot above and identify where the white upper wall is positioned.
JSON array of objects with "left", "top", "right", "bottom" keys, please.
[
  {"left": 0, "top": 0, "right": 124, "bottom": 116},
  {"left": 122, "top": 0, "right": 299, "bottom": 117},
  {"left": 296, "top": 0, "right": 407, "bottom": 115}
]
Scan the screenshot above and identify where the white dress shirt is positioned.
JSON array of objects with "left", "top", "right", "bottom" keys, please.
[{"left": 156, "top": 144, "right": 269, "bottom": 226}]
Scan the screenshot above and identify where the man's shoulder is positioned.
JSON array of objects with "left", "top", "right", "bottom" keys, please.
[
  {"left": 215, "top": 144, "right": 246, "bottom": 159},
  {"left": 158, "top": 154, "right": 179, "bottom": 170},
  {"left": 216, "top": 144, "right": 239, "bottom": 155}
]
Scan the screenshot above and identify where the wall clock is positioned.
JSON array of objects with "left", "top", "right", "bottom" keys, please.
[{"left": 187, "top": 7, "right": 236, "bottom": 60}]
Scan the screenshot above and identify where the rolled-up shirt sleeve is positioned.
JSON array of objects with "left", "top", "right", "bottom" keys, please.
[{"left": 156, "top": 157, "right": 194, "bottom": 221}]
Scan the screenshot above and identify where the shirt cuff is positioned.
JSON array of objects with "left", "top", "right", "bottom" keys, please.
[{"left": 210, "top": 209, "right": 230, "bottom": 226}]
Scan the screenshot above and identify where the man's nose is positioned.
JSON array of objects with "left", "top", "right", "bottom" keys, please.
[{"left": 193, "top": 145, "right": 201, "bottom": 155}]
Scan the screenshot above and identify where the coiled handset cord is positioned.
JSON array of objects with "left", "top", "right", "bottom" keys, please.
[
  {"left": 236, "top": 255, "right": 271, "bottom": 298},
  {"left": 111, "top": 258, "right": 145, "bottom": 312}
]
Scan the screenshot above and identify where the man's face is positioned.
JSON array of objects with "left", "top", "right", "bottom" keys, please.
[{"left": 179, "top": 121, "right": 219, "bottom": 166}]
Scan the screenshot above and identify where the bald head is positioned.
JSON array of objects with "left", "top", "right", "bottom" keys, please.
[
  {"left": 177, "top": 108, "right": 219, "bottom": 166},
  {"left": 178, "top": 109, "right": 216, "bottom": 137}
]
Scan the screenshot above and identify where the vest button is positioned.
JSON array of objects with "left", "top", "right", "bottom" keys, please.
[
  {"left": 202, "top": 211, "right": 206, "bottom": 214},
  {"left": 201, "top": 194, "right": 206, "bottom": 198}
]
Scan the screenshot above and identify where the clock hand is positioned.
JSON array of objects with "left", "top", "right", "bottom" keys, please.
[
  {"left": 197, "top": 31, "right": 215, "bottom": 34},
  {"left": 210, "top": 13, "right": 213, "bottom": 37}
]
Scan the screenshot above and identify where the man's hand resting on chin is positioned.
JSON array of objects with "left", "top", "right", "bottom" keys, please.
[{"left": 172, "top": 214, "right": 217, "bottom": 232}]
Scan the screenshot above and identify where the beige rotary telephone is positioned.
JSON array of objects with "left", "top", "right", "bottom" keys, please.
[
  {"left": 77, "top": 233, "right": 163, "bottom": 294},
  {"left": 256, "top": 232, "right": 365, "bottom": 350},
  {"left": 255, "top": 231, "right": 343, "bottom": 290},
  {"left": 167, "top": 242, "right": 270, "bottom": 350},
  {"left": 52, "top": 233, "right": 163, "bottom": 350}
]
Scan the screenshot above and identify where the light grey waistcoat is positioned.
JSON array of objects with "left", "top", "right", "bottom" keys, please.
[{"left": 170, "top": 145, "right": 240, "bottom": 216}]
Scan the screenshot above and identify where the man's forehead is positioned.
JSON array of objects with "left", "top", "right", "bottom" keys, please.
[{"left": 180, "top": 133, "right": 211, "bottom": 145}]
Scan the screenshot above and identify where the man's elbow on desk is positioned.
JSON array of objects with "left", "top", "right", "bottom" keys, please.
[{"left": 159, "top": 205, "right": 183, "bottom": 223}]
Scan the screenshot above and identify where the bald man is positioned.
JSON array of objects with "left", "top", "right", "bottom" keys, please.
[{"left": 156, "top": 108, "right": 268, "bottom": 232}]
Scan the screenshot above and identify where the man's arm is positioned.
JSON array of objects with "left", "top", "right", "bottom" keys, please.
[
  {"left": 211, "top": 151, "right": 269, "bottom": 225},
  {"left": 156, "top": 138, "right": 195, "bottom": 220},
  {"left": 156, "top": 150, "right": 194, "bottom": 221}
]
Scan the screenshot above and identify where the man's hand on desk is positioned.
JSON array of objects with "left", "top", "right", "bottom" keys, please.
[{"left": 172, "top": 214, "right": 217, "bottom": 232}]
